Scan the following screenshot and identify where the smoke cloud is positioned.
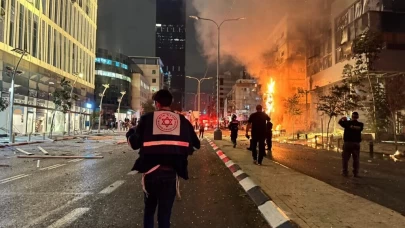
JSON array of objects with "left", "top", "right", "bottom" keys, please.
[
  {"left": 191, "top": 0, "right": 313, "bottom": 130},
  {"left": 190, "top": 0, "right": 298, "bottom": 83}
]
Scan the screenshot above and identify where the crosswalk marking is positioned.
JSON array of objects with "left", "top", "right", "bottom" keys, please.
[{"left": 67, "top": 159, "right": 84, "bottom": 163}]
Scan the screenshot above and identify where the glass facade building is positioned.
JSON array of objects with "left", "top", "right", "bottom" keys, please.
[
  {"left": 0, "top": 0, "right": 97, "bottom": 135},
  {"left": 95, "top": 48, "right": 132, "bottom": 126}
]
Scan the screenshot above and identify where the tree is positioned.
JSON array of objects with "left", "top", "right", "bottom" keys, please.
[
  {"left": 316, "top": 84, "right": 360, "bottom": 145},
  {"left": 283, "top": 93, "right": 303, "bottom": 138},
  {"left": 141, "top": 99, "right": 155, "bottom": 114},
  {"left": 350, "top": 30, "right": 383, "bottom": 132},
  {"left": 385, "top": 75, "right": 405, "bottom": 150},
  {"left": 49, "top": 78, "right": 75, "bottom": 138},
  {"left": 0, "top": 98, "right": 8, "bottom": 112}
]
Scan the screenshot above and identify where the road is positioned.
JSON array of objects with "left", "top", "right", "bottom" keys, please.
[
  {"left": 0, "top": 137, "right": 269, "bottom": 228},
  {"left": 271, "top": 142, "right": 405, "bottom": 215}
]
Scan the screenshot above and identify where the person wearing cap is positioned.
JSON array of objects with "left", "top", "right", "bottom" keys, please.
[
  {"left": 126, "top": 89, "right": 200, "bottom": 228},
  {"left": 228, "top": 114, "right": 239, "bottom": 148},
  {"left": 338, "top": 111, "right": 364, "bottom": 177},
  {"left": 245, "top": 105, "right": 270, "bottom": 165}
]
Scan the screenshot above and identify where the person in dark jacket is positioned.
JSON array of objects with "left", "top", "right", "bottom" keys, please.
[
  {"left": 126, "top": 89, "right": 200, "bottom": 228},
  {"left": 228, "top": 114, "right": 239, "bottom": 148},
  {"left": 338, "top": 112, "right": 364, "bottom": 177},
  {"left": 246, "top": 105, "right": 270, "bottom": 165},
  {"left": 199, "top": 122, "right": 205, "bottom": 139},
  {"left": 266, "top": 119, "right": 273, "bottom": 152}
]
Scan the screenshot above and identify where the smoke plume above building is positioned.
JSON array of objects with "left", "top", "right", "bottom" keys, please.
[{"left": 190, "top": 0, "right": 301, "bottom": 83}]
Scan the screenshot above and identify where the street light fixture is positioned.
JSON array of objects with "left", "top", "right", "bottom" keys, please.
[
  {"left": 8, "top": 48, "right": 28, "bottom": 143},
  {"left": 186, "top": 76, "right": 212, "bottom": 114},
  {"left": 117, "top": 91, "right": 126, "bottom": 132},
  {"left": 67, "top": 72, "right": 83, "bottom": 135},
  {"left": 189, "top": 15, "right": 245, "bottom": 140},
  {"left": 97, "top": 84, "right": 110, "bottom": 133}
]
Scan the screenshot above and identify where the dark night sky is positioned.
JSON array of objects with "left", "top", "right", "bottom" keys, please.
[{"left": 97, "top": 0, "right": 212, "bottom": 94}]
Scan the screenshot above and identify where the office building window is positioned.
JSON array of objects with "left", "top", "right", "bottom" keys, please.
[
  {"left": 152, "top": 79, "right": 157, "bottom": 83},
  {"left": 152, "top": 70, "right": 156, "bottom": 74}
]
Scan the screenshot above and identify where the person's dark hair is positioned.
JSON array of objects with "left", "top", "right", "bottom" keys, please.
[
  {"left": 153, "top": 89, "right": 173, "bottom": 107},
  {"left": 232, "top": 114, "right": 237, "bottom": 120},
  {"left": 352, "top": 112, "right": 359, "bottom": 116},
  {"left": 256, "top": 105, "right": 263, "bottom": 111}
]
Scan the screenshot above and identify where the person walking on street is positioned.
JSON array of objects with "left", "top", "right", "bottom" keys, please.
[
  {"left": 199, "top": 122, "right": 205, "bottom": 139},
  {"left": 126, "top": 89, "right": 201, "bottom": 228},
  {"left": 266, "top": 119, "right": 273, "bottom": 153},
  {"left": 228, "top": 114, "right": 239, "bottom": 148},
  {"left": 338, "top": 112, "right": 364, "bottom": 177},
  {"left": 245, "top": 105, "right": 270, "bottom": 165}
]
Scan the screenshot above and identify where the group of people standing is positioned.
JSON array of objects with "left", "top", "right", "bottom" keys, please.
[
  {"left": 124, "top": 88, "right": 364, "bottom": 228},
  {"left": 228, "top": 105, "right": 273, "bottom": 165}
]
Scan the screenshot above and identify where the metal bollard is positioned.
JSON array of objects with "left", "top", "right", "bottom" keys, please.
[
  {"left": 43, "top": 133, "right": 46, "bottom": 140},
  {"left": 12, "top": 134, "right": 15, "bottom": 143},
  {"left": 369, "top": 141, "right": 374, "bottom": 158},
  {"left": 28, "top": 133, "right": 32, "bottom": 142}
]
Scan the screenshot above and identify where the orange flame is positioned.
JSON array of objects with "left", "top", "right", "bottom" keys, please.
[{"left": 265, "top": 78, "right": 275, "bottom": 115}]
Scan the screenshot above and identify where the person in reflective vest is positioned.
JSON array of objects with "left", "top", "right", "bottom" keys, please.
[{"left": 126, "top": 89, "right": 200, "bottom": 228}]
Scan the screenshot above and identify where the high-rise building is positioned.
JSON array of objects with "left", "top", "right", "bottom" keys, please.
[
  {"left": 155, "top": 0, "right": 186, "bottom": 111},
  {"left": 307, "top": 0, "right": 405, "bottom": 132},
  {"left": 0, "top": 0, "right": 97, "bottom": 135}
]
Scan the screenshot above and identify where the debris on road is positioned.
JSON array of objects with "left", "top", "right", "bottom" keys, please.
[
  {"left": 37, "top": 146, "right": 49, "bottom": 155},
  {"left": 16, "top": 148, "right": 34, "bottom": 155}
]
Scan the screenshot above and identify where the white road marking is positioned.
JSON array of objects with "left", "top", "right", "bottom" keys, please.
[
  {"left": 258, "top": 201, "right": 290, "bottom": 228},
  {"left": 99, "top": 180, "right": 125, "bottom": 194},
  {"left": 47, "top": 208, "right": 90, "bottom": 228},
  {"left": 39, "top": 164, "right": 66, "bottom": 171},
  {"left": 37, "top": 146, "right": 49, "bottom": 155},
  {"left": 233, "top": 170, "right": 244, "bottom": 177},
  {"left": 239, "top": 177, "right": 257, "bottom": 192},
  {"left": 0, "top": 174, "right": 30, "bottom": 184},
  {"left": 127, "top": 171, "right": 138, "bottom": 175},
  {"left": 67, "top": 159, "right": 84, "bottom": 163},
  {"left": 272, "top": 161, "right": 290, "bottom": 169},
  {"left": 225, "top": 160, "right": 235, "bottom": 168},
  {"left": 37, "top": 160, "right": 40, "bottom": 168},
  {"left": 16, "top": 148, "right": 33, "bottom": 155},
  {"left": 22, "top": 195, "right": 89, "bottom": 228}
]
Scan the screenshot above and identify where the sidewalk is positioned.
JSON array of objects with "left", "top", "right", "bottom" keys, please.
[{"left": 208, "top": 134, "right": 405, "bottom": 228}]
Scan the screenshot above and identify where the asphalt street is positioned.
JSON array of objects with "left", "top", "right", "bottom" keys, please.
[
  {"left": 271, "top": 142, "right": 405, "bottom": 215},
  {"left": 0, "top": 138, "right": 269, "bottom": 228}
]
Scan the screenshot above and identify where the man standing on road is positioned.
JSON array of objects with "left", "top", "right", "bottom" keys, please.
[
  {"left": 126, "top": 89, "right": 200, "bottom": 228},
  {"left": 245, "top": 105, "right": 270, "bottom": 165},
  {"left": 338, "top": 112, "right": 364, "bottom": 177}
]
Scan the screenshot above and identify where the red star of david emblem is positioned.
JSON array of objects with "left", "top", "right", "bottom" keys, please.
[{"left": 161, "top": 116, "right": 173, "bottom": 127}]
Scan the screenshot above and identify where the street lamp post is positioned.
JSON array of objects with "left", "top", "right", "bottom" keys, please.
[
  {"left": 67, "top": 72, "right": 83, "bottom": 135},
  {"left": 190, "top": 15, "right": 245, "bottom": 140},
  {"left": 97, "top": 84, "right": 110, "bottom": 133},
  {"left": 116, "top": 91, "right": 126, "bottom": 132},
  {"left": 186, "top": 76, "right": 212, "bottom": 113},
  {"left": 8, "top": 48, "right": 28, "bottom": 143}
]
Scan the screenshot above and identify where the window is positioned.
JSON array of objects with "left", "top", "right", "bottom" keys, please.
[
  {"left": 152, "top": 70, "right": 156, "bottom": 74},
  {"left": 152, "top": 79, "right": 156, "bottom": 83},
  {"left": 33, "top": 15, "right": 38, "bottom": 57},
  {"left": 220, "top": 78, "right": 224, "bottom": 85}
]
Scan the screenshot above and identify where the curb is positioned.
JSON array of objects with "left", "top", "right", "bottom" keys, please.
[{"left": 206, "top": 138, "right": 297, "bottom": 228}]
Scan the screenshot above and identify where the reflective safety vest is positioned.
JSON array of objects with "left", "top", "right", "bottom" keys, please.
[{"left": 141, "top": 111, "right": 195, "bottom": 155}]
